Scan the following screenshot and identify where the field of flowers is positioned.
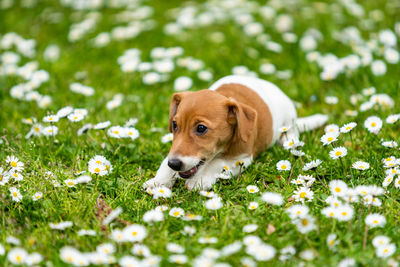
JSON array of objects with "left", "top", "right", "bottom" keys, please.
[{"left": 1, "top": 0, "right": 400, "bottom": 266}]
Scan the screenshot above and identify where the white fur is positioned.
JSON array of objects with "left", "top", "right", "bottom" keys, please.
[
  {"left": 143, "top": 157, "right": 176, "bottom": 188},
  {"left": 296, "top": 114, "right": 328, "bottom": 132}
]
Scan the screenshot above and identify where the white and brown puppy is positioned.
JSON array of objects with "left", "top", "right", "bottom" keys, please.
[{"left": 143, "top": 75, "right": 327, "bottom": 190}]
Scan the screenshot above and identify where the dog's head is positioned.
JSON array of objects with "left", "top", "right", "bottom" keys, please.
[{"left": 167, "top": 89, "right": 256, "bottom": 178}]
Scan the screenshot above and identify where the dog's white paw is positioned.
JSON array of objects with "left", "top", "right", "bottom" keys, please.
[
  {"left": 185, "top": 177, "right": 214, "bottom": 191},
  {"left": 142, "top": 178, "right": 173, "bottom": 189}
]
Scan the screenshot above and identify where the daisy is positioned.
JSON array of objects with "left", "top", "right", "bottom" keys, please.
[
  {"left": 283, "top": 139, "right": 300, "bottom": 150},
  {"left": 49, "top": 221, "right": 73, "bottom": 230},
  {"left": 42, "top": 126, "right": 58, "bottom": 136},
  {"left": 110, "top": 229, "right": 124, "bottom": 243},
  {"left": 279, "top": 126, "right": 291, "bottom": 133},
  {"left": 221, "top": 241, "right": 242, "bottom": 256},
  {"left": 182, "top": 213, "right": 203, "bottom": 221},
  {"left": 198, "top": 237, "right": 218, "bottom": 244},
  {"left": 122, "top": 224, "right": 147, "bottom": 242},
  {"left": 386, "top": 114, "right": 400, "bottom": 124},
  {"left": 276, "top": 160, "right": 291, "bottom": 171},
  {"left": 320, "top": 132, "right": 339, "bottom": 146},
  {"left": 293, "top": 187, "right": 314, "bottom": 203},
  {"left": 246, "top": 243, "right": 276, "bottom": 261},
  {"left": 329, "top": 180, "right": 348, "bottom": 197},
  {"left": 26, "top": 253, "right": 43, "bottom": 266},
  {"left": 167, "top": 243, "right": 185, "bottom": 253},
  {"left": 248, "top": 202, "right": 259, "bottom": 210},
  {"left": 131, "top": 244, "right": 151, "bottom": 257},
  {"left": 243, "top": 235, "right": 262, "bottom": 246},
  {"left": 382, "top": 176, "right": 393, "bottom": 187},
  {"left": 365, "top": 214, "right": 386, "bottom": 228},
  {"left": 0, "top": 168, "right": 10, "bottom": 185},
  {"left": 326, "top": 196, "right": 343, "bottom": 207},
  {"left": 169, "top": 207, "right": 185, "bottom": 217},
  {"left": 169, "top": 255, "right": 188, "bottom": 264},
  {"left": 60, "top": 246, "right": 81, "bottom": 265},
  {"left": 161, "top": 133, "right": 173, "bottom": 143},
  {"left": 352, "top": 161, "right": 370, "bottom": 170},
  {"left": 329, "top": 147, "right": 347, "bottom": 159},
  {"left": 7, "top": 248, "right": 28, "bottom": 265},
  {"left": 6, "top": 155, "right": 24, "bottom": 171},
  {"left": 9, "top": 170, "right": 23, "bottom": 181},
  {"left": 364, "top": 116, "right": 382, "bottom": 134},
  {"left": 96, "top": 243, "right": 116, "bottom": 254},
  {"left": 243, "top": 224, "right": 258, "bottom": 233},
  {"left": 43, "top": 114, "right": 59, "bottom": 123},
  {"left": 183, "top": 226, "right": 196, "bottom": 236},
  {"left": 376, "top": 244, "right": 396, "bottom": 258},
  {"left": 204, "top": 197, "right": 223, "bottom": 210},
  {"left": 64, "top": 179, "right": 77, "bottom": 187},
  {"left": 395, "top": 177, "right": 400, "bottom": 188},
  {"left": 302, "top": 159, "right": 322, "bottom": 171},
  {"left": 125, "top": 127, "right": 139, "bottom": 140},
  {"left": 107, "top": 126, "right": 124, "bottom": 138},
  {"left": 335, "top": 205, "right": 354, "bottom": 221},
  {"left": 261, "top": 192, "right": 284, "bottom": 206},
  {"left": 340, "top": 122, "right": 357, "bottom": 133},
  {"left": 32, "top": 192, "right": 43, "bottom": 201},
  {"left": 57, "top": 106, "right": 74, "bottom": 118},
  {"left": 67, "top": 113, "right": 84, "bottom": 122},
  {"left": 327, "top": 234, "right": 339, "bottom": 250},
  {"left": 324, "top": 124, "right": 339, "bottom": 133},
  {"left": 9, "top": 187, "right": 23, "bottom": 202},
  {"left": 321, "top": 206, "right": 337, "bottom": 219},
  {"left": 286, "top": 204, "right": 309, "bottom": 219},
  {"left": 246, "top": 185, "right": 259, "bottom": 193},
  {"left": 88, "top": 162, "right": 108, "bottom": 176},
  {"left": 372, "top": 235, "right": 390, "bottom": 248},
  {"left": 152, "top": 186, "right": 172, "bottom": 199},
  {"left": 143, "top": 210, "right": 164, "bottom": 223},
  {"left": 291, "top": 176, "right": 305, "bottom": 186},
  {"left": 199, "top": 191, "right": 217, "bottom": 198},
  {"left": 93, "top": 121, "right": 111, "bottom": 130},
  {"left": 299, "top": 249, "right": 316, "bottom": 261},
  {"left": 294, "top": 215, "right": 317, "bottom": 234},
  {"left": 382, "top": 141, "right": 398, "bottom": 148}
]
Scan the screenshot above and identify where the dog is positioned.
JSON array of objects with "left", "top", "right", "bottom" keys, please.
[{"left": 143, "top": 75, "right": 328, "bottom": 190}]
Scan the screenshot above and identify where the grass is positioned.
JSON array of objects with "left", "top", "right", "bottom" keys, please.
[{"left": 0, "top": 0, "right": 400, "bottom": 266}]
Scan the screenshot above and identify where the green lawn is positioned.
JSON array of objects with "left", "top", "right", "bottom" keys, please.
[{"left": 0, "top": 0, "right": 400, "bottom": 266}]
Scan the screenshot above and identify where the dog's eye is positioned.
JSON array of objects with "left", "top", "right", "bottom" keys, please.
[
  {"left": 196, "top": 124, "right": 208, "bottom": 135},
  {"left": 172, "top": 121, "right": 178, "bottom": 132}
]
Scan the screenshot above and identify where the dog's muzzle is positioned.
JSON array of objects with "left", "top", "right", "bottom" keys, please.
[{"left": 178, "top": 160, "right": 205, "bottom": 179}]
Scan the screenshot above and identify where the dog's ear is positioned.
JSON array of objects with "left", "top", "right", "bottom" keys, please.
[
  {"left": 169, "top": 92, "right": 191, "bottom": 132},
  {"left": 226, "top": 98, "right": 257, "bottom": 142}
]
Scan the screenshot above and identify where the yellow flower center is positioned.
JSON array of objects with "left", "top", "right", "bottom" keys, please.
[
  {"left": 335, "top": 151, "right": 342, "bottom": 156},
  {"left": 68, "top": 182, "right": 74, "bottom": 186},
  {"left": 346, "top": 127, "right": 351, "bottom": 130},
  {"left": 327, "top": 137, "right": 333, "bottom": 142},
  {"left": 159, "top": 189, "right": 164, "bottom": 193},
  {"left": 329, "top": 240, "right": 334, "bottom": 245},
  {"left": 96, "top": 160, "right": 101, "bottom": 164},
  {"left": 74, "top": 116, "right": 78, "bottom": 120},
  {"left": 13, "top": 173, "right": 18, "bottom": 177},
  {"left": 132, "top": 231, "right": 137, "bottom": 236},
  {"left": 223, "top": 166, "right": 228, "bottom": 170},
  {"left": 302, "top": 219, "right": 309, "bottom": 226},
  {"left": 329, "top": 212, "right": 334, "bottom": 216},
  {"left": 94, "top": 167, "right": 100, "bottom": 173},
  {"left": 281, "top": 165, "right": 287, "bottom": 169},
  {"left": 296, "top": 211, "right": 301, "bottom": 214},
  {"left": 249, "top": 189, "right": 255, "bottom": 192},
  {"left": 342, "top": 212, "right": 347, "bottom": 216},
  {"left": 373, "top": 220, "right": 378, "bottom": 224},
  {"left": 371, "top": 122, "right": 376, "bottom": 127},
  {"left": 114, "top": 131, "right": 119, "bottom": 134},
  {"left": 250, "top": 205, "right": 256, "bottom": 209},
  {"left": 300, "top": 192, "right": 306, "bottom": 198},
  {"left": 11, "top": 161, "right": 17, "bottom": 167},
  {"left": 388, "top": 178, "right": 391, "bottom": 182},
  {"left": 13, "top": 192, "right": 18, "bottom": 197},
  {"left": 35, "top": 127, "right": 40, "bottom": 132},
  {"left": 49, "top": 117, "right": 53, "bottom": 121},
  {"left": 384, "top": 249, "right": 388, "bottom": 253},
  {"left": 335, "top": 187, "right": 341, "bottom": 192},
  {"left": 49, "top": 129, "right": 53, "bottom": 133},
  {"left": 173, "top": 211, "right": 180, "bottom": 216},
  {"left": 36, "top": 195, "right": 40, "bottom": 198},
  {"left": 289, "top": 142, "right": 294, "bottom": 146}
]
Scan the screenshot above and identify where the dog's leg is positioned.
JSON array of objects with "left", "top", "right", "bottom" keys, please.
[{"left": 143, "top": 157, "right": 176, "bottom": 189}]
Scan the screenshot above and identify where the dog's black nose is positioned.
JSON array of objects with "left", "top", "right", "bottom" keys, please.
[{"left": 168, "top": 158, "right": 183, "bottom": 171}]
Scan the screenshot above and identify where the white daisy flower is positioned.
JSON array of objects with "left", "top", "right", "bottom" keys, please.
[
  {"left": 327, "top": 233, "right": 339, "bottom": 250},
  {"left": 42, "top": 126, "right": 58, "bottom": 136},
  {"left": 321, "top": 132, "right": 339, "bottom": 146},
  {"left": 340, "top": 122, "right": 357, "bottom": 133},
  {"left": 279, "top": 126, "right": 291, "bottom": 133},
  {"left": 243, "top": 224, "right": 258, "bottom": 233},
  {"left": 9, "top": 187, "right": 23, "bottom": 202},
  {"left": 329, "top": 147, "right": 347, "bottom": 159},
  {"left": 198, "top": 236, "right": 218, "bottom": 244},
  {"left": 329, "top": 180, "right": 348, "bottom": 197},
  {"left": 122, "top": 224, "right": 147, "bottom": 242},
  {"left": 167, "top": 243, "right": 185, "bottom": 253},
  {"left": 125, "top": 127, "right": 139, "bottom": 140},
  {"left": 67, "top": 113, "right": 84, "bottom": 122},
  {"left": 49, "top": 221, "right": 73, "bottom": 230},
  {"left": 169, "top": 255, "right": 188, "bottom": 264},
  {"left": 32, "top": 192, "right": 43, "bottom": 201},
  {"left": 302, "top": 159, "right": 322, "bottom": 171},
  {"left": 386, "top": 114, "right": 400, "bottom": 124},
  {"left": 246, "top": 185, "right": 259, "bottom": 193},
  {"left": 286, "top": 204, "right": 309, "bottom": 219},
  {"left": 93, "top": 121, "right": 111, "bottom": 130},
  {"left": 352, "top": 161, "right": 370, "bottom": 170},
  {"left": 6, "top": 155, "right": 24, "bottom": 171},
  {"left": 324, "top": 124, "right": 339, "bottom": 133},
  {"left": 153, "top": 186, "right": 172, "bottom": 199},
  {"left": 382, "top": 141, "right": 398, "bottom": 148},
  {"left": 294, "top": 215, "right": 317, "bottom": 234},
  {"left": 131, "top": 244, "right": 151, "bottom": 257},
  {"left": 372, "top": 235, "right": 390, "bottom": 248},
  {"left": 276, "top": 160, "right": 291, "bottom": 171},
  {"left": 64, "top": 179, "right": 77, "bottom": 187},
  {"left": 199, "top": 191, "right": 217, "bottom": 198},
  {"left": 161, "top": 133, "right": 173, "bottom": 143},
  {"left": 376, "top": 243, "right": 396, "bottom": 258},
  {"left": 293, "top": 187, "right": 314, "bottom": 203},
  {"left": 107, "top": 126, "right": 124, "bottom": 138},
  {"left": 7, "top": 248, "right": 28, "bottom": 265},
  {"left": 204, "top": 197, "right": 223, "bottom": 210},
  {"left": 143, "top": 209, "right": 164, "bottom": 223},
  {"left": 96, "top": 243, "right": 116, "bottom": 254},
  {"left": 248, "top": 202, "right": 259, "bottom": 210},
  {"left": 364, "top": 116, "right": 382, "bottom": 134},
  {"left": 169, "top": 207, "right": 185, "bottom": 217},
  {"left": 335, "top": 205, "right": 354, "bottom": 221},
  {"left": 43, "top": 114, "right": 59, "bottom": 123},
  {"left": 261, "top": 192, "right": 284, "bottom": 206},
  {"left": 365, "top": 213, "right": 386, "bottom": 228},
  {"left": 321, "top": 206, "right": 337, "bottom": 219},
  {"left": 174, "top": 76, "right": 192, "bottom": 91},
  {"left": 382, "top": 176, "right": 394, "bottom": 187}
]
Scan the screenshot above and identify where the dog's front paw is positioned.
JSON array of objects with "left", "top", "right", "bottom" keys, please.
[
  {"left": 142, "top": 177, "right": 173, "bottom": 190},
  {"left": 185, "top": 177, "right": 214, "bottom": 191}
]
